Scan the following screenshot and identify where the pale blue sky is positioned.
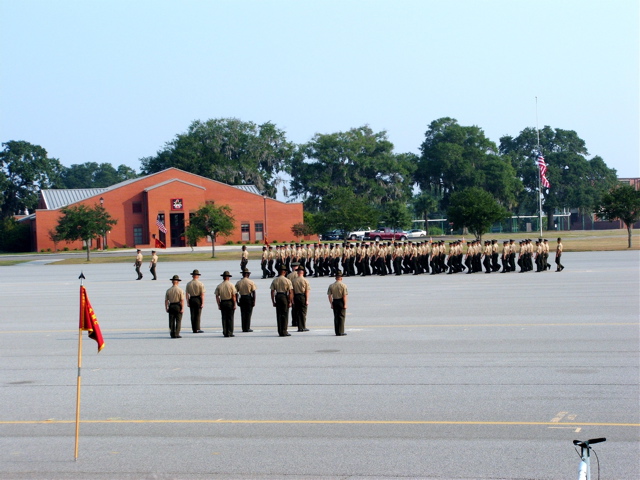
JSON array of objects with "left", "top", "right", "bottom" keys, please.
[{"left": 1, "top": 0, "right": 638, "bottom": 192}]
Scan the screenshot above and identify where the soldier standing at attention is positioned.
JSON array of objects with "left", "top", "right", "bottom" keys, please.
[
  {"left": 270, "top": 267, "right": 293, "bottom": 337},
  {"left": 291, "top": 266, "right": 311, "bottom": 332},
  {"left": 307, "top": 244, "right": 316, "bottom": 277},
  {"left": 274, "top": 245, "right": 282, "bottom": 273},
  {"left": 535, "top": 240, "right": 543, "bottom": 272},
  {"left": 267, "top": 246, "right": 275, "bottom": 277},
  {"left": 313, "top": 243, "right": 321, "bottom": 277},
  {"left": 508, "top": 239, "right": 517, "bottom": 272},
  {"left": 261, "top": 246, "right": 269, "bottom": 279},
  {"left": 288, "top": 263, "right": 299, "bottom": 329},
  {"left": 501, "top": 241, "right": 510, "bottom": 272},
  {"left": 327, "top": 270, "right": 349, "bottom": 336},
  {"left": 543, "top": 239, "right": 550, "bottom": 270},
  {"left": 235, "top": 269, "right": 256, "bottom": 332},
  {"left": 299, "top": 244, "right": 307, "bottom": 275},
  {"left": 240, "top": 245, "right": 249, "bottom": 272},
  {"left": 483, "top": 241, "right": 492, "bottom": 273},
  {"left": 394, "top": 242, "right": 404, "bottom": 275},
  {"left": 555, "top": 238, "right": 564, "bottom": 272},
  {"left": 491, "top": 240, "right": 500, "bottom": 272},
  {"left": 287, "top": 262, "right": 300, "bottom": 281},
  {"left": 165, "top": 275, "right": 185, "bottom": 338},
  {"left": 149, "top": 250, "right": 158, "bottom": 280},
  {"left": 134, "top": 249, "right": 143, "bottom": 280},
  {"left": 185, "top": 269, "right": 206, "bottom": 333},
  {"left": 215, "top": 271, "right": 237, "bottom": 337}
]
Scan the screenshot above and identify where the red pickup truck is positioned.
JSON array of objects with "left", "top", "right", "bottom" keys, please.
[{"left": 364, "top": 228, "right": 408, "bottom": 241}]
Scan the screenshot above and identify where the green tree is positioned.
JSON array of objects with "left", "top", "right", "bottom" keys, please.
[
  {"left": 500, "top": 126, "right": 618, "bottom": 227},
  {"left": 416, "top": 118, "right": 521, "bottom": 210},
  {"left": 597, "top": 185, "right": 640, "bottom": 248},
  {"left": 0, "top": 141, "right": 64, "bottom": 217},
  {"left": 315, "top": 187, "right": 379, "bottom": 235},
  {"left": 379, "top": 200, "right": 412, "bottom": 232},
  {"left": 60, "top": 162, "right": 138, "bottom": 188},
  {"left": 55, "top": 203, "right": 118, "bottom": 261},
  {"left": 289, "top": 126, "right": 416, "bottom": 211},
  {"left": 140, "top": 118, "right": 293, "bottom": 197},
  {"left": 302, "top": 211, "right": 322, "bottom": 235},
  {"left": 413, "top": 192, "right": 439, "bottom": 234},
  {"left": 184, "top": 224, "right": 201, "bottom": 251},
  {"left": 187, "top": 203, "right": 236, "bottom": 257},
  {"left": 291, "top": 222, "right": 314, "bottom": 242},
  {"left": 447, "top": 187, "right": 509, "bottom": 242}
]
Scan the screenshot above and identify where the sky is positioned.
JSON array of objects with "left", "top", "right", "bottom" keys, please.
[{"left": 1, "top": 0, "right": 638, "bottom": 196}]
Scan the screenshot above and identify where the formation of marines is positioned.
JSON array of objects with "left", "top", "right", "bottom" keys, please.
[
  {"left": 259, "top": 238, "right": 556, "bottom": 278},
  {"left": 159, "top": 236, "right": 562, "bottom": 338},
  {"left": 163, "top": 265, "right": 348, "bottom": 339}
]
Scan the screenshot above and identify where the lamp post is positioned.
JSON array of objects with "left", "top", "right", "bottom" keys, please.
[
  {"left": 263, "top": 195, "right": 268, "bottom": 244},
  {"left": 99, "top": 197, "right": 105, "bottom": 250}
]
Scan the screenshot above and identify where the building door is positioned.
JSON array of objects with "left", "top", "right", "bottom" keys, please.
[{"left": 170, "top": 213, "right": 185, "bottom": 247}]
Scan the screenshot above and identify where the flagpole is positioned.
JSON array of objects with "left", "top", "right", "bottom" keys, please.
[
  {"left": 74, "top": 272, "right": 85, "bottom": 460},
  {"left": 535, "top": 97, "right": 543, "bottom": 237}
]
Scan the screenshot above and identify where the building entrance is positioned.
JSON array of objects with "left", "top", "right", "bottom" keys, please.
[{"left": 170, "top": 213, "right": 185, "bottom": 247}]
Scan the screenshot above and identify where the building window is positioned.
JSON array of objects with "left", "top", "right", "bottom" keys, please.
[
  {"left": 133, "top": 225, "right": 143, "bottom": 245},
  {"left": 255, "top": 222, "right": 263, "bottom": 241},
  {"left": 132, "top": 202, "right": 142, "bottom": 214},
  {"left": 241, "top": 223, "right": 250, "bottom": 242}
]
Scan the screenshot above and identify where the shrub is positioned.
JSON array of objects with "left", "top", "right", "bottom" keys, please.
[
  {"left": 0, "top": 217, "right": 30, "bottom": 253},
  {"left": 428, "top": 225, "right": 443, "bottom": 236}
]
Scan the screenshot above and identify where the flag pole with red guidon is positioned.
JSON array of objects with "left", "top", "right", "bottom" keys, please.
[{"left": 75, "top": 272, "right": 105, "bottom": 460}]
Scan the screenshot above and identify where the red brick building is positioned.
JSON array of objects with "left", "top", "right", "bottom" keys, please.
[{"left": 25, "top": 168, "right": 306, "bottom": 252}]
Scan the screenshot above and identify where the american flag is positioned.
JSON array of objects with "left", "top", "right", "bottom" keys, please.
[
  {"left": 537, "top": 153, "right": 550, "bottom": 189},
  {"left": 156, "top": 215, "right": 168, "bottom": 234}
]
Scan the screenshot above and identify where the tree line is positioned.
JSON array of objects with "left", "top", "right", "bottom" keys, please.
[{"left": 2, "top": 117, "right": 638, "bottom": 252}]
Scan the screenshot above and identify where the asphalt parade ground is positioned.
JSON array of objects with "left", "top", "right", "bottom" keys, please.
[{"left": 0, "top": 251, "right": 638, "bottom": 479}]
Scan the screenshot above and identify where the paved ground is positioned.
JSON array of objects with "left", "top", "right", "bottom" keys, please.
[{"left": 0, "top": 251, "right": 638, "bottom": 479}]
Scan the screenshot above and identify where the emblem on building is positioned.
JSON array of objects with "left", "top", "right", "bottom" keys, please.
[{"left": 171, "top": 198, "right": 183, "bottom": 210}]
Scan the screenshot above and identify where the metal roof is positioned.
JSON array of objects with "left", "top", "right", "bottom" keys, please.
[
  {"left": 233, "top": 184, "right": 261, "bottom": 195},
  {"left": 40, "top": 188, "right": 108, "bottom": 210}
]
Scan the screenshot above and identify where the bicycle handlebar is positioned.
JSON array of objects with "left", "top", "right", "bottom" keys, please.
[{"left": 573, "top": 438, "right": 606, "bottom": 447}]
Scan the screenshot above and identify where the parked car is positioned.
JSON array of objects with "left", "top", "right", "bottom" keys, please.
[
  {"left": 347, "top": 227, "right": 371, "bottom": 240},
  {"left": 319, "top": 229, "right": 344, "bottom": 241},
  {"left": 407, "top": 229, "right": 427, "bottom": 238},
  {"left": 364, "top": 228, "right": 408, "bottom": 241}
]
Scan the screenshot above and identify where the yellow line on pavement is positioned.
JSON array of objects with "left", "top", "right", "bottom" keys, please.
[{"left": 1, "top": 419, "right": 638, "bottom": 427}]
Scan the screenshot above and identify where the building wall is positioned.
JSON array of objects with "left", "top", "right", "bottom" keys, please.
[
  {"left": 33, "top": 168, "right": 308, "bottom": 252},
  {"left": 618, "top": 178, "right": 640, "bottom": 190}
]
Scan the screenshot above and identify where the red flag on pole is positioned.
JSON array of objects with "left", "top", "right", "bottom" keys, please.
[{"left": 79, "top": 285, "right": 105, "bottom": 352}]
